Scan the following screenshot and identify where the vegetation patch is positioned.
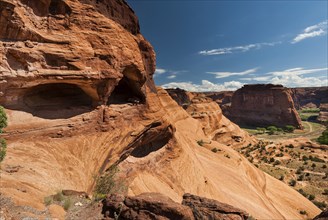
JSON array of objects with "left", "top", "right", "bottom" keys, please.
[
  {"left": 94, "top": 165, "right": 127, "bottom": 201},
  {"left": 0, "top": 106, "right": 7, "bottom": 162}
]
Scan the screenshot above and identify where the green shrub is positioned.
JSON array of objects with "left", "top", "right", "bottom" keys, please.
[
  {"left": 0, "top": 139, "right": 6, "bottom": 162},
  {"left": 63, "top": 198, "right": 72, "bottom": 211},
  {"left": 308, "top": 194, "right": 315, "bottom": 200},
  {"left": 197, "top": 140, "right": 205, "bottom": 146},
  {"left": 313, "top": 200, "right": 327, "bottom": 210},
  {"left": 44, "top": 196, "right": 53, "bottom": 206},
  {"left": 94, "top": 165, "right": 127, "bottom": 197},
  {"left": 310, "top": 156, "right": 325, "bottom": 163},
  {"left": 0, "top": 106, "right": 7, "bottom": 131},
  {"left": 256, "top": 127, "right": 266, "bottom": 134},
  {"left": 299, "top": 210, "right": 307, "bottom": 215},
  {"left": 323, "top": 189, "right": 328, "bottom": 195},
  {"left": 53, "top": 191, "right": 64, "bottom": 202},
  {"left": 317, "top": 128, "right": 328, "bottom": 145},
  {"left": 211, "top": 148, "right": 218, "bottom": 153},
  {"left": 300, "top": 108, "right": 320, "bottom": 113},
  {"left": 273, "top": 160, "right": 281, "bottom": 166},
  {"left": 298, "top": 189, "right": 308, "bottom": 197},
  {"left": 289, "top": 179, "right": 296, "bottom": 186},
  {"left": 284, "top": 125, "right": 295, "bottom": 133},
  {"left": 267, "top": 126, "right": 277, "bottom": 135},
  {"left": 0, "top": 106, "right": 7, "bottom": 163}
]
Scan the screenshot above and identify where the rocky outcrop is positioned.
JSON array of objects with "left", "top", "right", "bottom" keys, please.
[
  {"left": 102, "top": 193, "right": 249, "bottom": 220},
  {"left": 224, "top": 84, "right": 302, "bottom": 129},
  {"left": 166, "top": 89, "right": 255, "bottom": 148},
  {"left": 0, "top": 0, "right": 155, "bottom": 110},
  {"left": 313, "top": 210, "right": 328, "bottom": 220},
  {"left": 318, "top": 103, "right": 328, "bottom": 123},
  {"left": 203, "top": 91, "right": 234, "bottom": 106},
  {"left": 166, "top": 88, "right": 194, "bottom": 109},
  {"left": 291, "top": 87, "right": 328, "bottom": 109},
  {"left": 186, "top": 94, "right": 254, "bottom": 148}
]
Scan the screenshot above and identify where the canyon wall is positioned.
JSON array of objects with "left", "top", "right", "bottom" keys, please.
[{"left": 291, "top": 87, "right": 328, "bottom": 109}]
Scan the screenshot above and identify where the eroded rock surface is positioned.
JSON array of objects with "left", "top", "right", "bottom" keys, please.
[
  {"left": 224, "top": 84, "right": 302, "bottom": 129},
  {"left": 167, "top": 89, "right": 255, "bottom": 148},
  {"left": 291, "top": 87, "right": 328, "bottom": 109},
  {"left": 318, "top": 103, "right": 328, "bottom": 123},
  {"left": 102, "top": 193, "right": 249, "bottom": 220}
]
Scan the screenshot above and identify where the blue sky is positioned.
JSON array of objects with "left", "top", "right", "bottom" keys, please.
[{"left": 127, "top": 0, "right": 328, "bottom": 91}]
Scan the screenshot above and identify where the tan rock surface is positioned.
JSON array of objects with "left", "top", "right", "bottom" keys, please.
[{"left": 0, "top": 0, "right": 321, "bottom": 219}]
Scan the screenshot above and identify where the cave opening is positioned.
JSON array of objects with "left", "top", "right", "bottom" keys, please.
[
  {"left": 107, "top": 75, "right": 145, "bottom": 105},
  {"left": 22, "top": 83, "right": 93, "bottom": 119},
  {"left": 49, "top": 0, "right": 72, "bottom": 16}
]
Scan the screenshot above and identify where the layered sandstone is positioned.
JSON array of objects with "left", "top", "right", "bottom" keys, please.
[
  {"left": 224, "top": 84, "right": 303, "bottom": 129},
  {"left": 102, "top": 193, "right": 249, "bottom": 220},
  {"left": 291, "top": 87, "right": 328, "bottom": 109},
  {"left": 0, "top": 1, "right": 321, "bottom": 220},
  {"left": 318, "top": 103, "right": 328, "bottom": 123}
]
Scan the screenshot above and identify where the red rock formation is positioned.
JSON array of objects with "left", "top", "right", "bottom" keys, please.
[
  {"left": 102, "top": 193, "right": 249, "bottom": 220},
  {"left": 318, "top": 103, "right": 328, "bottom": 123},
  {"left": 0, "top": 1, "right": 321, "bottom": 219},
  {"left": 224, "top": 84, "right": 303, "bottom": 129},
  {"left": 0, "top": 0, "right": 155, "bottom": 109},
  {"left": 291, "top": 87, "right": 328, "bottom": 109}
]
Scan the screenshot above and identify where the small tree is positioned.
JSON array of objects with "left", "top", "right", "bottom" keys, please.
[
  {"left": 0, "top": 106, "right": 7, "bottom": 131},
  {"left": 0, "top": 106, "right": 7, "bottom": 162},
  {"left": 308, "top": 194, "right": 315, "bottom": 200},
  {"left": 267, "top": 126, "right": 277, "bottom": 135},
  {"left": 317, "top": 128, "right": 328, "bottom": 145},
  {"left": 284, "top": 125, "right": 295, "bottom": 133},
  {"left": 289, "top": 179, "right": 296, "bottom": 187}
]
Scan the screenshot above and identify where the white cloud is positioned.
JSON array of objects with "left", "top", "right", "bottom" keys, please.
[
  {"left": 207, "top": 67, "right": 258, "bottom": 79},
  {"left": 167, "top": 75, "right": 176, "bottom": 79},
  {"left": 199, "top": 42, "right": 281, "bottom": 56},
  {"left": 161, "top": 67, "right": 327, "bottom": 92},
  {"left": 161, "top": 80, "right": 244, "bottom": 92},
  {"left": 154, "top": 68, "right": 187, "bottom": 79},
  {"left": 155, "top": 68, "right": 166, "bottom": 74},
  {"left": 292, "top": 20, "right": 328, "bottom": 43},
  {"left": 239, "top": 67, "right": 328, "bottom": 87},
  {"left": 268, "top": 67, "right": 328, "bottom": 76}
]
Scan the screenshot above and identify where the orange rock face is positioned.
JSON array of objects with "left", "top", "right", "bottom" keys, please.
[
  {"left": 167, "top": 89, "right": 255, "bottom": 148},
  {"left": 225, "top": 84, "right": 303, "bottom": 129},
  {"left": 0, "top": 1, "right": 321, "bottom": 219}
]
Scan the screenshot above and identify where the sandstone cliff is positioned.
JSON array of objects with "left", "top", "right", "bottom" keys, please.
[
  {"left": 0, "top": 1, "right": 320, "bottom": 219},
  {"left": 224, "top": 84, "right": 303, "bottom": 129},
  {"left": 291, "top": 87, "right": 328, "bottom": 109}
]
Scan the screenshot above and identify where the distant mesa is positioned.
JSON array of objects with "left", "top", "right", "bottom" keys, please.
[{"left": 223, "top": 84, "right": 303, "bottom": 129}]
